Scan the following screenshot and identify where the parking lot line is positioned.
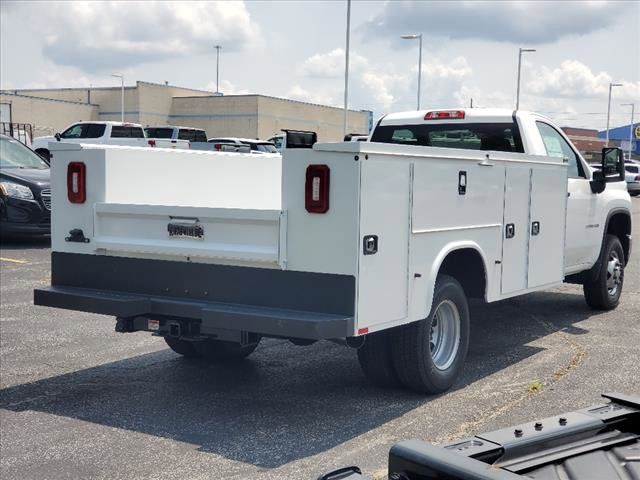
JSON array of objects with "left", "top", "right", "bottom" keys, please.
[{"left": 0, "top": 257, "right": 28, "bottom": 264}]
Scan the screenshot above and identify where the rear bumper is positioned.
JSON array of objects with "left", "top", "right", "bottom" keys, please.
[{"left": 34, "top": 252, "right": 355, "bottom": 340}]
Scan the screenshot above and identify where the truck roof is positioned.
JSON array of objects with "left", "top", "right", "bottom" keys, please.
[
  {"left": 73, "top": 121, "right": 144, "bottom": 128},
  {"left": 145, "top": 125, "right": 205, "bottom": 132},
  {"left": 379, "top": 108, "right": 544, "bottom": 126}
]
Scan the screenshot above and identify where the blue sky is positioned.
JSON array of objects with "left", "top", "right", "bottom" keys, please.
[{"left": 1, "top": 1, "right": 638, "bottom": 129}]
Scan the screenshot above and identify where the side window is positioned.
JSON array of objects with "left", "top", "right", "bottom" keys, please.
[
  {"left": 193, "top": 130, "right": 208, "bottom": 143},
  {"left": 60, "top": 124, "right": 84, "bottom": 139},
  {"left": 536, "top": 122, "right": 583, "bottom": 178},
  {"left": 177, "top": 129, "right": 193, "bottom": 141},
  {"left": 84, "top": 124, "right": 106, "bottom": 138},
  {"left": 111, "top": 126, "right": 144, "bottom": 138}
]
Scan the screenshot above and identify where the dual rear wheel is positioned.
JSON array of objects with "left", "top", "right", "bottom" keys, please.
[{"left": 358, "top": 274, "right": 470, "bottom": 394}]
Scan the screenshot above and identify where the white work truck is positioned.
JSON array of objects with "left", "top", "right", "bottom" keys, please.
[
  {"left": 31, "top": 121, "right": 189, "bottom": 161},
  {"left": 34, "top": 108, "right": 632, "bottom": 393}
]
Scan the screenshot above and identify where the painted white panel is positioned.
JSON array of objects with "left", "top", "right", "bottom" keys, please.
[
  {"left": 282, "top": 149, "right": 360, "bottom": 276},
  {"left": 501, "top": 166, "right": 531, "bottom": 294},
  {"left": 528, "top": 167, "right": 567, "bottom": 287},
  {"left": 412, "top": 159, "right": 504, "bottom": 232},
  {"left": 357, "top": 158, "right": 410, "bottom": 328},
  {"left": 93, "top": 203, "right": 282, "bottom": 265},
  {"left": 101, "top": 145, "right": 282, "bottom": 209}
]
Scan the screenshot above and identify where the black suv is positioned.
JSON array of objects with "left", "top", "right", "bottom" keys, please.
[{"left": 0, "top": 135, "right": 51, "bottom": 235}]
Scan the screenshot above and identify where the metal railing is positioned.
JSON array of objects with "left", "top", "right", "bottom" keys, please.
[{"left": 1, "top": 122, "right": 34, "bottom": 146}]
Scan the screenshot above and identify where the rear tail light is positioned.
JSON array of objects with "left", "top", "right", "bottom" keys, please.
[
  {"left": 305, "top": 164, "right": 330, "bottom": 213},
  {"left": 214, "top": 143, "right": 222, "bottom": 150},
  {"left": 148, "top": 139, "right": 156, "bottom": 147},
  {"left": 635, "top": 175, "right": 640, "bottom": 181},
  {"left": 424, "top": 110, "right": 465, "bottom": 120},
  {"left": 67, "top": 162, "right": 86, "bottom": 203}
]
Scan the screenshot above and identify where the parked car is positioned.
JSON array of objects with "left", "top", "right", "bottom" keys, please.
[
  {"left": 208, "top": 137, "right": 279, "bottom": 154},
  {"left": 31, "top": 121, "right": 189, "bottom": 161},
  {"left": 0, "top": 134, "right": 50, "bottom": 235},
  {"left": 624, "top": 162, "right": 640, "bottom": 196},
  {"left": 144, "top": 125, "right": 213, "bottom": 150}
]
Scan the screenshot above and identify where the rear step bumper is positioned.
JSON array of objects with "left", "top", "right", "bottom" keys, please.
[
  {"left": 34, "top": 252, "right": 355, "bottom": 340},
  {"left": 34, "top": 286, "right": 352, "bottom": 339}
]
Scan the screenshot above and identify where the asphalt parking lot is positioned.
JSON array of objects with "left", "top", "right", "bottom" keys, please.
[{"left": 1, "top": 200, "right": 638, "bottom": 480}]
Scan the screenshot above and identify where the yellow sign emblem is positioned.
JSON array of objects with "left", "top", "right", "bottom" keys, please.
[{"left": 635, "top": 125, "right": 640, "bottom": 139}]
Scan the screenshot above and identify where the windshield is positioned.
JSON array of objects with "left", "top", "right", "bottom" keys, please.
[
  {"left": 145, "top": 128, "right": 174, "bottom": 139},
  {"left": 60, "top": 123, "right": 106, "bottom": 139},
  {"left": 0, "top": 136, "right": 49, "bottom": 169}
]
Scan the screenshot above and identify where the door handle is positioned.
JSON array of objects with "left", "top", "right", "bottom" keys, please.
[{"left": 505, "top": 223, "right": 515, "bottom": 239}]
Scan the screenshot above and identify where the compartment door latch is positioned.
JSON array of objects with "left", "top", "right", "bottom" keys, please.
[{"left": 363, "top": 235, "right": 378, "bottom": 255}]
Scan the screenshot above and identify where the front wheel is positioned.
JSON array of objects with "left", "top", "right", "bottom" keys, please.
[
  {"left": 390, "top": 275, "right": 470, "bottom": 394},
  {"left": 583, "top": 234, "right": 624, "bottom": 310}
]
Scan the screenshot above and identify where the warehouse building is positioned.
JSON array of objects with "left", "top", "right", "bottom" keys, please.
[{"left": 0, "top": 81, "right": 372, "bottom": 142}]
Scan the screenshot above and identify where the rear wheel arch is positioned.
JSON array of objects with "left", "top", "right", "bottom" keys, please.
[{"left": 425, "top": 244, "right": 488, "bottom": 315}]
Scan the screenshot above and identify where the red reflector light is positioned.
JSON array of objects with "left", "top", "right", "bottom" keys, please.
[
  {"left": 305, "top": 164, "right": 330, "bottom": 213},
  {"left": 424, "top": 110, "right": 465, "bottom": 120},
  {"left": 67, "top": 162, "right": 86, "bottom": 204},
  {"left": 357, "top": 327, "right": 369, "bottom": 335}
]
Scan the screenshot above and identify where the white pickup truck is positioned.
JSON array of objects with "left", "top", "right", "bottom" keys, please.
[
  {"left": 31, "top": 121, "right": 189, "bottom": 161},
  {"left": 34, "top": 108, "right": 632, "bottom": 393}
]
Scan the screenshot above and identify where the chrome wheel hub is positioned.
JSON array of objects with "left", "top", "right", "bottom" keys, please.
[
  {"left": 606, "top": 251, "right": 623, "bottom": 296},
  {"left": 429, "top": 300, "right": 461, "bottom": 370}
]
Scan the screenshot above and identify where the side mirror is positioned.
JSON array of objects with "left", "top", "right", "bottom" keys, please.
[
  {"left": 590, "top": 169, "right": 606, "bottom": 194},
  {"left": 601, "top": 147, "right": 624, "bottom": 182},
  {"left": 54, "top": 133, "right": 61, "bottom": 142}
]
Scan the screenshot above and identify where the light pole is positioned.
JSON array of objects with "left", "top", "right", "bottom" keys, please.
[
  {"left": 515, "top": 48, "right": 536, "bottom": 110},
  {"left": 605, "top": 82, "right": 622, "bottom": 146},
  {"left": 111, "top": 73, "right": 124, "bottom": 122},
  {"left": 401, "top": 33, "right": 423, "bottom": 110},
  {"left": 343, "top": 0, "right": 351, "bottom": 136},
  {"left": 621, "top": 102, "right": 635, "bottom": 160},
  {"left": 214, "top": 45, "right": 222, "bottom": 94}
]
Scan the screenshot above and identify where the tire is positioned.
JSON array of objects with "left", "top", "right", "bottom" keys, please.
[
  {"left": 357, "top": 330, "right": 400, "bottom": 388},
  {"left": 164, "top": 337, "right": 200, "bottom": 358},
  {"left": 193, "top": 338, "right": 260, "bottom": 362},
  {"left": 390, "top": 274, "right": 470, "bottom": 394},
  {"left": 583, "top": 234, "right": 624, "bottom": 310}
]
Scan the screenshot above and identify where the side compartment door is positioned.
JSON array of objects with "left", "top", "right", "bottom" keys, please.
[
  {"left": 357, "top": 159, "right": 410, "bottom": 328},
  {"left": 527, "top": 167, "right": 567, "bottom": 288},
  {"left": 501, "top": 166, "right": 531, "bottom": 294}
]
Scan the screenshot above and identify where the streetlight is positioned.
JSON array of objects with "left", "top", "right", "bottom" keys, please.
[
  {"left": 515, "top": 48, "right": 536, "bottom": 110},
  {"left": 621, "top": 102, "right": 635, "bottom": 160},
  {"left": 343, "top": 0, "right": 351, "bottom": 136},
  {"left": 401, "top": 33, "right": 423, "bottom": 110},
  {"left": 111, "top": 73, "right": 124, "bottom": 123},
  {"left": 214, "top": 45, "right": 222, "bottom": 94},
  {"left": 605, "top": 82, "right": 622, "bottom": 146}
]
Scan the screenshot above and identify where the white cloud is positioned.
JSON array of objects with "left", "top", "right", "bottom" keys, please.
[
  {"left": 526, "top": 60, "right": 640, "bottom": 99},
  {"left": 364, "top": 1, "right": 617, "bottom": 44},
  {"left": 299, "top": 48, "right": 368, "bottom": 78},
  {"left": 294, "top": 50, "right": 476, "bottom": 113},
  {"left": 286, "top": 85, "right": 339, "bottom": 107},
  {"left": 204, "top": 79, "right": 251, "bottom": 95},
  {"left": 5, "top": 1, "right": 260, "bottom": 72}
]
